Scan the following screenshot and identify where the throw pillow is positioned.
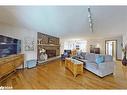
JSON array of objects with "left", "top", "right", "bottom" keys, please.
[{"left": 96, "top": 55, "right": 104, "bottom": 64}]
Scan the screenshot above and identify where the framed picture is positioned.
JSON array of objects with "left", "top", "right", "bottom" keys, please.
[{"left": 24, "top": 37, "right": 34, "bottom": 51}]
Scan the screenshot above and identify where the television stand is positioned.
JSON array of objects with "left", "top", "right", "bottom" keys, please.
[{"left": 0, "top": 54, "right": 24, "bottom": 83}]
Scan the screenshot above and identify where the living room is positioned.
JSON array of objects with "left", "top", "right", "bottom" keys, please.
[{"left": 0, "top": 5, "right": 127, "bottom": 92}]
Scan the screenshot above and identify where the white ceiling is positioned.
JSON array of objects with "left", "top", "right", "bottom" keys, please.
[{"left": 0, "top": 6, "right": 127, "bottom": 39}]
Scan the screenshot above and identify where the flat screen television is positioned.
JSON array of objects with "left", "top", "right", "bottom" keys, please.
[{"left": 0, "top": 35, "right": 21, "bottom": 58}]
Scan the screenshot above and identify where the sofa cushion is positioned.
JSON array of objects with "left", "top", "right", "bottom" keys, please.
[
  {"left": 80, "top": 52, "right": 86, "bottom": 59},
  {"left": 85, "top": 53, "right": 96, "bottom": 62},
  {"left": 96, "top": 55, "right": 104, "bottom": 64},
  {"left": 104, "top": 55, "right": 113, "bottom": 62},
  {"left": 76, "top": 50, "right": 81, "bottom": 56},
  {"left": 85, "top": 62, "right": 98, "bottom": 70}
]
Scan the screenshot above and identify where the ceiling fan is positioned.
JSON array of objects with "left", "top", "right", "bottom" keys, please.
[{"left": 88, "top": 7, "right": 94, "bottom": 32}]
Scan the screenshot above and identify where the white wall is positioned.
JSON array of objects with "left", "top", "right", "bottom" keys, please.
[
  {"left": 0, "top": 23, "right": 37, "bottom": 67},
  {"left": 86, "top": 39, "right": 104, "bottom": 54},
  {"left": 60, "top": 38, "right": 104, "bottom": 54},
  {"left": 60, "top": 36, "right": 123, "bottom": 60}
]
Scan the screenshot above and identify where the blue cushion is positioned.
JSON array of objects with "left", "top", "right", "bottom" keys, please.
[{"left": 96, "top": 55, "right": 104, "bottom": 64}]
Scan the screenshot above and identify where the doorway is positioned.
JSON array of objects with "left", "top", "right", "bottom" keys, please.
[{"left": 105, "top": 40, "right": 117, "bottom": 60}]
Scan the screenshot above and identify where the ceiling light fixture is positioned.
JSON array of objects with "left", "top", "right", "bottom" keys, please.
[{"left": 88, "top": 7, "right": 94, "bottom": 32}]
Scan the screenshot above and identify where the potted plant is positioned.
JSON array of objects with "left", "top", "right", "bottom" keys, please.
[{"left": 122, "top": 44, "right": 127, "bottom": 66}]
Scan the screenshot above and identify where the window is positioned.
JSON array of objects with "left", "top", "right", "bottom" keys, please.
[{"left": 64, "top": 40, "right": 87, "bottom": 52}]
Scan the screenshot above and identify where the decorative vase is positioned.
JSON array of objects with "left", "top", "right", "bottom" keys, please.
[{"left": 122, "top": 51, "right": 127, "bottom": 66}]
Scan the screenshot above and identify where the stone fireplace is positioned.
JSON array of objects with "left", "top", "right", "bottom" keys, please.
[{"left": 37, "top": 32, "right": 60, "bottom": 61}]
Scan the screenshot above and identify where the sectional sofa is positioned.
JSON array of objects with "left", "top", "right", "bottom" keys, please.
[{"left": 75, "top": 52, "right": 115, "bottom": 77}]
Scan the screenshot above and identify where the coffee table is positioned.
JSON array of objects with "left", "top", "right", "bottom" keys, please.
[{"left": 65, "top": 58, "right": 83, "bottom": 77}]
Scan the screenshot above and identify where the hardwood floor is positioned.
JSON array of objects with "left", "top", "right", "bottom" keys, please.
[{"left": 1, "top": 59, "right": 127, "bottom": 89}]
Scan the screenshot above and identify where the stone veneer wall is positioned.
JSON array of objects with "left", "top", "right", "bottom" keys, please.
[{"left": 37, "top": 32, "right": 60, "bottom": 60}]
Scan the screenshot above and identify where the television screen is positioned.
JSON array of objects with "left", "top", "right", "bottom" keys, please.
[{"left": 0, "top": 35, "right": 21, "bottom": 58}]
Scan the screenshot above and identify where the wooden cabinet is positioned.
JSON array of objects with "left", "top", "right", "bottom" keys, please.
[
  {"left": 14, "top": 54, "right": 24, "bottom": 67},
  {"left": 0, "top": 54, "right": 24, "bottom": 81},
  {"left": 0, "top": 61, "right": 14, "bottom": 77}
]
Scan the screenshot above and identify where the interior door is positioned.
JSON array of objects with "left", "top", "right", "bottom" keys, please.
[{"left": 105, "top": 40, "right": 117, "bottom": 60}]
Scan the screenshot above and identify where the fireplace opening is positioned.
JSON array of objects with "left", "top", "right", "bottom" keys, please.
[{"left": 46, "top": 50, "right": 56, "bottom": 58}]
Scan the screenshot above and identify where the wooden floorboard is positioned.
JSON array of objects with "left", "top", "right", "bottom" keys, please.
[{"left": 1, "top": 59, "right": 127, "bottom": 89}]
